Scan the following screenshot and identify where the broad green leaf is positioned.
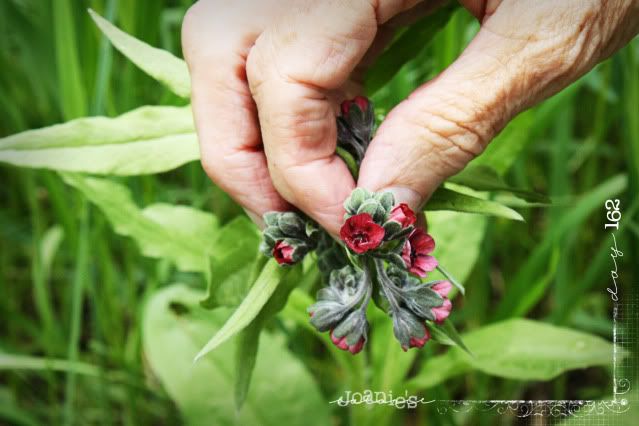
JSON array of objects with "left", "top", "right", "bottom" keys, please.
[
  {"left": 235, "top": 264, "right": 302, "bottom": 409},
  {"left": 493, "top": 174, "right": 627, "bottom": 320},
  {"left": 88, "top": 9, "right": 191, "bottom": 98},
  {"left": 63, "top": 174, "right": 218, "bottom": 272},
  {"left": 427, "top": 211, "right": 485, "bottom": 285},
  {"left": 0, "top": 106, "right": 198, "bottom": 175},
  {"left": 426, "top": 187, "right": 524, "bottom": 221},
  {"left": 200, "top": 217, "right": 261, "bottom": 309},
  {"left": 365, "top": 3, "right": 458, "bottom": 94},
  {"left": 143, "top": 284, "right": 330, "bottom": 426},
  {"left": 407, "top": 319, "right": 618, "bottom": 390},
  {"left": 194, "top": 260, "right": 285, "bottom": 361}
]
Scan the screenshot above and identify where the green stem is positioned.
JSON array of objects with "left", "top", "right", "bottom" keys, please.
[
  {"left": 63, "top": 199, "right": 90, "bottom": 426},
  {"left": 335, "top": 146, "right": 360, "bottom": 180}
]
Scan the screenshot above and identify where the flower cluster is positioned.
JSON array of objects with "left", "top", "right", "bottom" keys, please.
[
  {"left": 261, "top": 96, "right": 457, "bottom": 355},
  {"left": 340, "top": 188, "right": 437, "bottom": 277},
  {"left": 259, "top": 211, "right": 319, "bottom": 265},
  {"left": 307, "top": 266, "right": 370, "bottom": 354}
]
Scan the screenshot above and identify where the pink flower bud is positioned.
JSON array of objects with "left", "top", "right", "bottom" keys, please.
[
  {"left": 408, "top": 325, "right": 431, "bottom": 350},
  {"left": 341, "top": 96, "right": 369, "bottom": 115},
  {"left": 272, "top": 240, "right": 295, "bottom": 265},
  {"left": 340, "top": 213, "right": 385, "bottom": 254},
  {"left": 432, "top": 299, "right": 452, "bottom": 323},
  {"left": 389, "top": 203, "right": 416, "bottom": 228},
  {"left": 402, "top": 229, "right": 438, "bottom": 277},
  {"left": 431, "top": 281, "right": 452, "bottom": 298},
  {"left": 330, "top": 329, "right": 365, "bottom": 354}
]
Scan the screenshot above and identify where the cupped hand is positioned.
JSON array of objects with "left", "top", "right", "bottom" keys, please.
[{"left": 183, "top": 0, "right": 638, "bottom": 234}]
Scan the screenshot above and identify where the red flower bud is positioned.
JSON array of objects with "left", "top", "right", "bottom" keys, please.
[
  {"left": 407, "top": 325, "right": 431, "bottom": 350},
  {"left": 432, "top": 299, "right": 452, "bottom": 323},
  {"left": 330, "top": 329, "right": 365, "bottom": 354},
  {"left": 431, "top": 281, "right": 452, "bottom": 298},
  {"left": 402, "top": 229, "right": 438, "bottom": 277},
  {"left": 340, "top": 213, "right": 385, "bottom": 254},
  {"left": 341, "top": 96, "right": 369, "bottom": 115},
  {"left": 272, "top": 240, "right": 295, "bottom": 265},
  {"left": 389, "top": 203, "right": 416, "bottom": 228}
]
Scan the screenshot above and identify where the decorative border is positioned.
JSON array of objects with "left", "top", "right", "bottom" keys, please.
[
  {"left": 430, "top": 298, "right": 633, "bottom": 419},
  {"left": 430, "top": 215, "right": 634, "bottom": 420}
]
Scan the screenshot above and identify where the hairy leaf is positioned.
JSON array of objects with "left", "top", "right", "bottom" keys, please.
[
  {"left": 88, "top": 9, "right": 191, "bottom": 97},
  {"left": 407, "top": 319, "right": 619, "bottom": 390},
  {"left": 200, "top": 217, "right": 261, "bottom": 309},
  {"left": 0, "top": 106, "right": 198, "bottom": 175},
  {"left": 63, "top": 174, "right": 217, "bottom": 272},
  {"left": 426, "top": 187, "right": 524, "bottom": 221},
  {"left": 234, "top": 264, "right": 302, "bottom": 409},
  {"left": 194, "top": 260, "right": 285, "bottom": 361}
]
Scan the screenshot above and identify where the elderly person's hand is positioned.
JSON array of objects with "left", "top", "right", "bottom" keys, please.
[{"left": 182, "top": 0, "right": 638, "bottom": 234}]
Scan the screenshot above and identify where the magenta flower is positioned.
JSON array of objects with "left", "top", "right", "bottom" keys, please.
[
  {"left": 389, "top": 203, "right": 416, "bottom": 228},
  {"left": 272, "top": 240, "right": 295, "bottom": 265},
  {"left": 341, "top": 96, "right": 369, "bottom": 115},
  {"left": 330, "top": 329, "right": 365, "bottom": 354},
  {"left": 402, "top": 229, "right": 438, "bottom": 277},
  {"left": 340, "top": 213, "right": 385, "bottom": 254},
  {"left": 431, "top": 280, "right": 452, "bottom": 298},
  {"left": 432, "top": 299, "right": 452, "bottom": 323}
]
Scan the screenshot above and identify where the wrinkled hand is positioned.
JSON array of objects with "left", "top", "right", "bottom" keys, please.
[{"left": 183, "top": 0, "right": 638, "bottom": 235}]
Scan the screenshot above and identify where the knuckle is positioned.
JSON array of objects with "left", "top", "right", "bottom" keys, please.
[{"left": 405, "top": 101, "right": 490, "bottom": 175}]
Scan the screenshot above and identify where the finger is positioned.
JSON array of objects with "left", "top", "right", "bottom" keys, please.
[
  {"left": 359, "top": 0, "right": 623, "bottom": 210},
  {"left": 245, "top": 1, "right": 382, "bottom": 234},
  {"left": 182, "top": 1, "right": 290, "bottom": 219}
]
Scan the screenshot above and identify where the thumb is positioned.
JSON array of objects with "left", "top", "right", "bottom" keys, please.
[
  {"left": 358, "top": 32, "right": 516, "bottom": 210},
  {"left": 359, "top": 0, "right": 611, "bottom": 209}
]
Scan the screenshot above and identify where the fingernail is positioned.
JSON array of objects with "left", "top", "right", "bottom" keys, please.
[
  {"left": 243, "top": 208, "right": 265, "bottom": 230},
  {"left": 377, "top": 186, "right": 424, "bottom": 212}
]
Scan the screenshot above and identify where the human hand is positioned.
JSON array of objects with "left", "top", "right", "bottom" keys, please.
[{"left": 182, "top": 0, "right": 638, "bottom": 234}]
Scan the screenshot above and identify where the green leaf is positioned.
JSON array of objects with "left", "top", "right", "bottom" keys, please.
[
  {"left": 425, "top": 186, "right": 524, "bottom": 221},
  {"left": 427, "top": 211, "right": 486, "bottom": 286},
  {"left": 200, "top": 217, "right": 261, "bottom": 309},
  {"left": 235, "top": 264, "right": 302, "bottom": 410},
  {"left": 88, "top": 9, "right": 191, "bottom": 98},
  {"left": 365, "top": 3, "right": 458, "bottom": 94},
  {"left": 54, "top": 0, "right": 87, "bottom": 119},
  {"left": 427, "top": 319, "right": 471, "bottom": 356},
  {"left": 448, "top": 165, "right": 550, "bottom": 202},
  {"left": 0, "top": 106, "right": 199, "bottom": 175},
  {"left": 194, "top": 260, "right": 286, "bottom": 361},
  {"left": 63, "top": 174, "right": 217, "bottom": 272},
  {"left": 143, "top": 284, "right": 330, "bottom": 426},
  {"left": 408, "top": 319, "right": 619, "bottom": 391}
]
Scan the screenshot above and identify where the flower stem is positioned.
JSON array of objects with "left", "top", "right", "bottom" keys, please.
[{"left": 373, "top": 258, "right": 403, "bottom": 313}]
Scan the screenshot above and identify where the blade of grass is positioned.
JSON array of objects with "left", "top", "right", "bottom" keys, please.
[
  {"left": 492, "top": 174, "right": 627, "bottom": 321},
  {"left": 63, "top": 200, "right": 91, "bottom": 426},
  {"left": 53, "top": 0, "right": 87, "bottom": 119}
]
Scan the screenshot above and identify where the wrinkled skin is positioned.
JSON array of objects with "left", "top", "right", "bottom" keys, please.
[{"left": 182, "top": 0, "right": 639, "bottom": 235}]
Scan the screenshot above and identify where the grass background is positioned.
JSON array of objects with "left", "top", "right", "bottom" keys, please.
[{"left": 1, "top": 0, "right": 637, "bottom": 425}]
